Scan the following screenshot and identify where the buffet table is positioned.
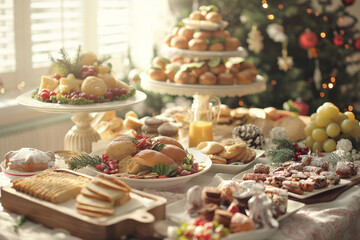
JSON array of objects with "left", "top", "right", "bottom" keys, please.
[{"left": 0, "top": 159, "right": 359, "bottom": 240}]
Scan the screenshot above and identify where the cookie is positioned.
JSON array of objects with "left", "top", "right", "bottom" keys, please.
[
  {"left": 158, "top": 123, "right": 178, "bottom": 137},
  {"left": 202, "top": 187, "right": 222, "bottom": 205},
  {"left": 144, "top": 117, "right": 164, "bottom": 127},
  {"left": 208, "top": 154, "right": 227, "bottom": 164},
  {"left": 199, "top": 203, "right": 219, "bottom": 221},
  {"left": 197, "top": 141, "right": 224, "bottom": 155},
  {"left": 213, "top": 209, "right": 233, "bottom": 227}
]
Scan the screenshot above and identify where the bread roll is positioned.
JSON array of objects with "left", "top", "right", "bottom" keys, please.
[
  {"left": 174, "top": 71, "right": 196, "bottom": 84},
  {"left": 209, "top": 64, "right": 226, "bottom": 74},
  {"left": 218, "top": 72, "right": 234, "bottom": 85},
  {"left": 191, "top": 63, "right": 208, "bottom": 78},
  {"left": 209, "top": 42, "right": 224, "bottom": 51},
  {"left": 152, "top": 56, "right": 169, "bottom": 69},
  {"left": 205, "top": 11, "right": 222, "bottom": 22},
  {"left": 197, "top": 141, "right": 224, "bottom": 155},
  {"left": 225, "top": 38, "right": 241, "bottom": 51},
  {"left": 199, "top": 72, "right": 217, "bottom": 85},
  {"left": 178, "top": 27, "right": 194, "bottom": 41},
  {"left": 134, "top": 150, "right": 176, "bottom": 167},
  {"left": 189, "top": 11, "right": 204, "bottom": 20},
  {"left": 213, "top": 30, "right": 228, "bottom": 39},
  {"left": 193, "top": 31, "right": 212, "bottom": 40},
  {"left": 163, "top": 34, "right": 173, "bottom": 46},
  {"left": 105, "top": 138, "right": 137, "bottom": 161},
  {"left": 159, "top": 145, "right": 187, "bottom": 163},
  {"left": 170, "top": 36, "right": 188, "bottom": 49},
  {"left": 188, "top": 39, "right": 207, "bottom": 51},
  {"left": 153, "top": 136, "right": 184, "bottom": 150},
  {"left": 147, "top": 68, "right": 167, "bottom": 81}
]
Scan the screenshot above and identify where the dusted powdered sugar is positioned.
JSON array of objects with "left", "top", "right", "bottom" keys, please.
[{"left": 5, "top": 148, "right": 55, "bottom": 169}]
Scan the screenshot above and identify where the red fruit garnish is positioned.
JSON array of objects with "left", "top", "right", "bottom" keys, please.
[
  {"left": 50, "top": 91, "right": 57, "bottom": 96},
  {"left": 89, "top": 94, "right": 97, "bottom": 103},
  {"left": 53, "top": 73, "right": 61, "bottom": 80},
  {"left": 194, "top": 217, "right": 204, "bottom": 226},
  {"left": 95, "top": 164, "right": 102, "bottom": 170},
  {"left": 120, "top": 89, "right": 127, "bottom": 95},
  {"left": 103, "top": 169, "right": 110, "bottom": 174},
  {"left": 292, "top": 142, "right": 298, "bottom": 147},
  {"left": 112, "top": 88, "right": 122, "bottom": 96},
  {"left": 79, "top": 92, "right": 89, "bottom": 99},
  {"left": 102, "top": 153, "right": 109, "bottom": 161},
  {"left": 105, "top": 91, "right": 114, "bottom": 101},
  {"left": 227, "top": 202, "right": 239, "bottom": 214},
  {"left": 158, "top": 175, "right": 168, "bottom": 179},
  {"left": 40, "top": 91, "right": 50, "bottom": 100}
]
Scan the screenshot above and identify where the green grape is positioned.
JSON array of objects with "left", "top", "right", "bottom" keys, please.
[
  {"left": 304, "top": 136, "right": 315, "bottom": 148},
  {"left": 323, "top": 139, "right": 336, "bottom": 152},
  {"left": 312, "top": 128, "right": 328, "bottom": 142},
  {"left": 323, "top": 105, "right": 340, "bottom": 119},
  {"left": 351, "top": 125, "right": 360, "bottom": 138},
  {"left": 344, "top": 111, "right": 355, "bottom": 120},
  {"left": 312, "top": 141, "right": 324, "bottom": 152},
  {"left": 333, "top": 113, "right": 348, "bottom": 124},
  {"left": 340, "top": 119, "right": 355, "bottom": 133},
  {"left": 316, "top": 106, "right": 327, "bottom": 116},
  {"left": 304, "top": 121, "right": 317, "bottom": 136},
  {"left": 323, "top": 102, "right": 335, "bottom": 107},
  {"left": 326, "top": 123, "right": 340, "bottom": 138},
  {"left": 310, "top": 113, "right": 318, "bottom": 121},
  {"left": 315, "top": 115, "right": 331, "bottom": 127}
]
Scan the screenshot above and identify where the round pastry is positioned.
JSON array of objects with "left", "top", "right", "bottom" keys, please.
[
  {"left": 213, "top": 30, "right": 228, "bottom": 39},
  {"left": 189, "top": 11, "right": 204, "bottom": 20},
  {"left": 170, "top": 36, "right": 188, "bottom": 49},
  {"left": 230, "top": 212, "right": 256, "bottom": 233},
  {"left": 133, "top": 150, "right": 175, "bottom": 167},
  {"left": 172, "top": 27, "right": 181, "bottom": 36},
  {"left": 124, "top": 116, "right": 143, "bottom": 130},
  {"left": 191, "top": 63, "right": 208, "bottom": 78},
  {"left": 198, "top": 72, "right": 217, "bottom": 85},
  {"left": 159, "top": 145, "right": 187, "bottom": 163},
  {"left": 219, "top": 143, "right": 247, "bottom": 159},
  {"left": 81, "top": 76, "right": 108, "bottom": 97},
  {"left": 209, "top": 64, "right": 226, "bottom": 74},
  {"left": 225, "top": 38, "right": 241, "bottom": 51},
  {"left": 193, "top": 31, "right": 213, "bottom": 40},
  {"left": 236, "top": 69, "right": 257, "bottom": 84},
  {"left": 141, "top": 124, "right": 159, "bottom": 135},
  {"left": 147, "top": 67, "right": 167, "bottom": 81},
  {"left": 205, "top": 11, "right": 222, "bottom": 22},
  {"left": 178, "top": 27, "right": 195, "bottom": 41},
  {"left": 144, "top": 117, "right": 164, "bottom": 127},
  {"left": 171, "top": 57, "right": 184, "bottom": 64},
  {"left": 152, "top": 56, "right": 169, "bottom": 70},
  {"left": 4, "top": 148, "right": 55, "bottom": 172},
  {"left": 225, "top": 62, "right": 240, "bottom": 75},
  {"left": 208, "top": 154, "right": 227, "bottom": 164},
  {"left": 218, "top": 72, "right": 235, "bottom": 85},
  {"left": 153, "top": 136, "right": 184, "bottom": 150},
  {"left": 188, "top": 39, "right": 207, "bottom": 51},
  {"left": 174, "top": 71, "right": 196, "bottom": 84},
  {"left": 158, "top": 123, "right": 179, "bottom": 138},
  {"left": 208, "top": 42, "right": 224, "bottom": 51},
  {"left": 197, "top": 141, "right": 224, "bottom": 155},
  {"left": 165, "top": 62, "right": 181, "bottom": 82},
  {"left": 80, "top": 51, "right": 98, "bottom": 65},
  {"left": 163, "top": 34, "right": 173, "bottom": 46}
]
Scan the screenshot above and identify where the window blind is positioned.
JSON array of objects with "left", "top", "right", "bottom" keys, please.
[
  {"left": 97, "top": 0, "right": 129, "bottom": 56},
  {"left": 0, "top": 0, "right": 15, "bottom": 73},
  {"left": 30, "top": 0, "right": 83, "bottom": 68}
]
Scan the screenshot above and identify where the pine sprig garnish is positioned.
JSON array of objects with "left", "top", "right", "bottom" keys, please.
[
  {"left": 13, "top": 216, "right": 27, "bottom": 233},
  {"left": 49, "top": 46, "right": 83, "bottom": 78},
  {"left": 67, "top": 154, "right": 103, "bottom": 170},
  {"left": 324, "top": 150, "right": 354, "bottom": 168},
  {"left": 266, "top": 137, "right": 296, "bottom": 166}
]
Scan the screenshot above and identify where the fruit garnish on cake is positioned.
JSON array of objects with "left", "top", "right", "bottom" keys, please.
[{"left": 32, "top": 46, "right": 135, "bottom": 105}]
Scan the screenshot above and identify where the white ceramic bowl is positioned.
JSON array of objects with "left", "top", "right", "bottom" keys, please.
[
  {"left": 1, "top": 160, "right": 56, "bottom": 181},
  {"left": 88, "top": 148, "right": 212, "bottom": 190}
]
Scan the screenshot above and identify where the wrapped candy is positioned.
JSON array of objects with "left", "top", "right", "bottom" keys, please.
[
  {"left": 336, "top": 139, "right": 353, "bottom": 152},
  {"left": 247, "top": 193, "right": 279, "bottom": 229},
  {"left": 186, "top": 185, "right": 203, "bottom": 217}
]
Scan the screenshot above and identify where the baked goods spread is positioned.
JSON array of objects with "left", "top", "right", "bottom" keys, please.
[
  {"left": 32, "top": 47, "right": 135, "bottom": 105},
  {"left": 4, "top": 148, "right": 56, "bottom": 172},
  {"left": 147, "top": 57, "right": 257, "bottom": 85},
  {"left": 196, "top": 139, "right": 257, "bottom": 165},
  {"left": 12, "top": 170, "right": 91, "bottom": 203},
  {"left": 76, "top": 174, "right": 131, "bottom": 218},
  {"left": 177, "top": 179, "right": 287, "bottom": 238},
  {"left": 164, "top": 5, "right": 240, "bottom": 51}
]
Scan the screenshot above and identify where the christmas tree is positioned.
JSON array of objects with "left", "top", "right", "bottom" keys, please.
[{"left": 166, "top": 0, "right": 360, "bottom": 116}]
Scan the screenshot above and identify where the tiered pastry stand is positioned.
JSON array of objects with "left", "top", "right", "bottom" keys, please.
[{"left": 17, "top": 90, "right": 147, "bottom": 153}]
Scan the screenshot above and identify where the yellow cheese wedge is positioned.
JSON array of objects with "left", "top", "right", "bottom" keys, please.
[{"left": 39, "top": 76, "right": 58, "bottom": 92}]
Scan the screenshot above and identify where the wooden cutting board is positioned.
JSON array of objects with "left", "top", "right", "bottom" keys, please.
[
  {"left": 1, "top": 169, "right": 167, "bottom": 240},
  {"left": 289, "top": 176, "right": 360, "bottom": 204}
]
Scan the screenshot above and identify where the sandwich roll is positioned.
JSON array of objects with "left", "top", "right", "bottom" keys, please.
[
  {"left": 134, "top": 150, "right": 176, "bottom": 167},
  {"left": 159, "top": 145, "right": 187, "bottom": 163},
  {"left": 153, "top": 136, "right": 184, "bottom": 150}
]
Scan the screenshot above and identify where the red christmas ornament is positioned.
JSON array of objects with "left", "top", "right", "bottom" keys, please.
[
  {"left": 333, "top": 35, "right": 344, "bottom": 47},
  {"left": 299, "top": 31, "right": 318, "bottom": 49},
  {"left": 354, "top": 38, "right": 360, "bottom": 51},
  {"left": 342, "top": 0, "right": 355, "bottom": 6}
]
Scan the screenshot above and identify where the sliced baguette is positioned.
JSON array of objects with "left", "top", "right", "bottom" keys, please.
[
  {"left": 76, "top": 194, "right": 113, "bottom": 209},
  {"left": 114, "top": 192, "right": 131, "bottom": 206},
  {"left": 86, "top": 182, "right": 126, "bottom": 202},
  {"left": 94, "top": 174, "right": 131, "bottom": 192},
  {"left": 81, "top": 187, "right": 109, "bottom": 201},
  {"left": 76, "top": 209, "right": 109, "bottom": 218},
  {"left": 76, "top": 203, "right": 114, "bottom": 216}
]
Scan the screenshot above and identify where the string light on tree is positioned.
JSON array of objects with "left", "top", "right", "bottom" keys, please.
[
  {"left": 262, "top": 0, "right": 268, "bottom": 8},
  {"left": 333, "top": 34, "right": 344, "bottom": 47}
]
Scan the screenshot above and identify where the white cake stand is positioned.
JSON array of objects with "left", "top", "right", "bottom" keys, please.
[{"left": 17, "top": 90, "right": 147, "bottom": 153}]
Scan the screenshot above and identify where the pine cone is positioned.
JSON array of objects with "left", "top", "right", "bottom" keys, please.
[{"left": 232, "top": 124, "right": 265, "bottom": 149}]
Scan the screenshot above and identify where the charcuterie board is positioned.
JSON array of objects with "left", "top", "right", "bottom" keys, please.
[{"left": 1, "top": 169, "right": 167, "bottom": 240}]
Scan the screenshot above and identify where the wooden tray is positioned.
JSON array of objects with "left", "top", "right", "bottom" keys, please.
[{"left": 1, "top": 169, "right": 167, "bottom": 240}]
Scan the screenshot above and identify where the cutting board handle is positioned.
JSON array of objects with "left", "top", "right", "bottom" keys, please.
[{"left": 127, "top": 209, "right": 155, "bottom": 223}]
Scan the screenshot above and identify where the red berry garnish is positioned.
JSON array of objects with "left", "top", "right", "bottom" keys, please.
[
  {"left": 79, "top": 92, "right": 89, "bottom": 99},
  {"left": 53, "top": 73, "right": 61, "bottom": 80},
  {"left": 50, "top": 91, "right": 57, "bottom": 96},
  {"left": 105, "top": 91, "right": 114, "bottom": 101},
  {"left": 113, "top": 88, "right": 122, "bottom": 96},
  {"left": 40, "top": 91, "right": 50, "bottom": 100},
  {"left": 292, "top": 142, "right": 298, "bottom": 147},
  {"left": 102, "top": 153, "right": 109, "bottom": 161},
  {"left": 291, "top": 157, "right": 296, "bottom": 161},
  {"left": 95, "top": 164, "right": 102, "bottom": 170},
  {"left": 120, "top": 89, "right": 127, "bottom": 95},
  {"left": 89, "top": 94, "right": 98, "bottom": 103}
]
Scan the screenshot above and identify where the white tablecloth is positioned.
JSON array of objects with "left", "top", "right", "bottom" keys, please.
[{"left": 1, "top": 164, "right": 359, "bottom": 240}]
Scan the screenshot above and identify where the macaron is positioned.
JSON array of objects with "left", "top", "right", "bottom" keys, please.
[{"left": 157, "top": 123, "right": 178, "bottom": 138}]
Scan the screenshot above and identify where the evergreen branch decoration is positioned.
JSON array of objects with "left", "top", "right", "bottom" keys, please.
[
  {"left": 13, "top": 216, "right": 27, "bottom": 233},
  {"left": 266, "top": 137, "right": 295, "bottom": 165},
  {"left": 49, "top": 46, "right": 83, "bottom": 78},
  {"left": 67, "top": 154, "right": 103, "bottom": 170},
  {"left": 324, "top": 150, "right": 354, "bottom": 168}
]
